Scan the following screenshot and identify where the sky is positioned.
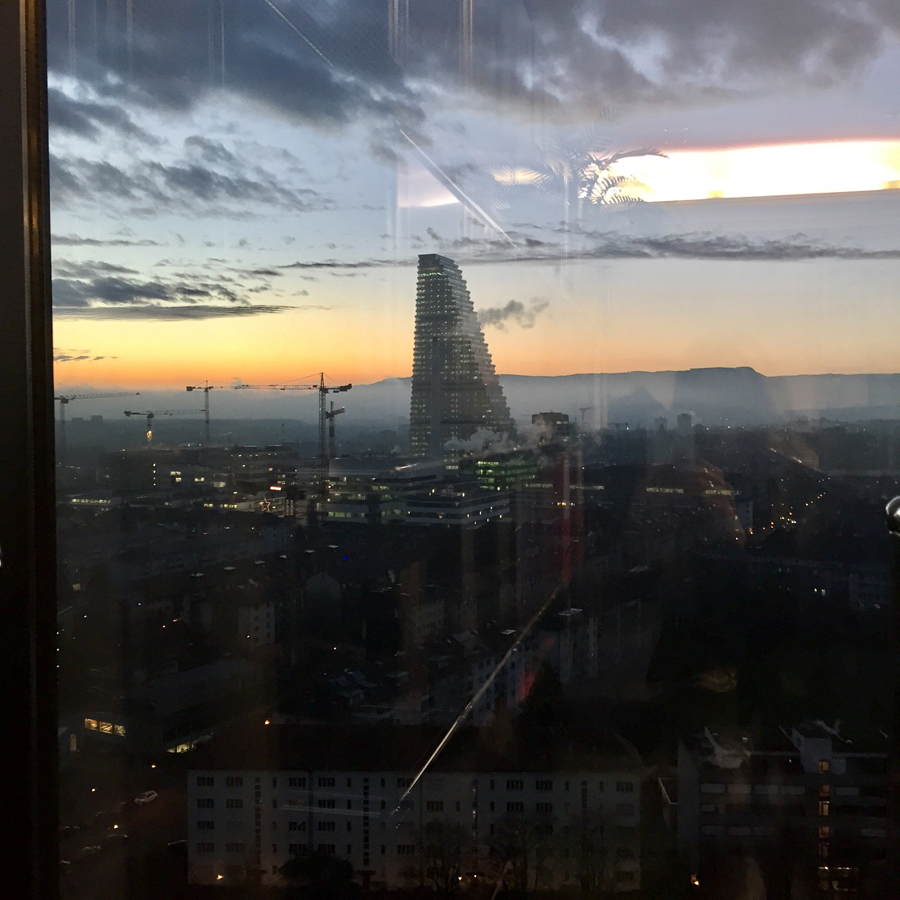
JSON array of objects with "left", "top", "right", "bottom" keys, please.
[{"left": 48, "top": 0, "right": 900, "bottom": 414}]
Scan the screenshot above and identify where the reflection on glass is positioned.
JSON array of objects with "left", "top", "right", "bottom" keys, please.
[{"left": 47, "top": 1, "right": 899, "bottom": 898}]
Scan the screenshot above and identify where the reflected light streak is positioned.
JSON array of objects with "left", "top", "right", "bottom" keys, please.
[
  {"left": 397, "top": 165, "right": 458, "bottom": 208},
  {"left": 392, "top": 584, "right": 562, "bottom": 818}
]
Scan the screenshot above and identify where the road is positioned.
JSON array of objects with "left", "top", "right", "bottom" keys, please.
[{"left": 60, "top": 755, "right": 188, "bottom": 900}]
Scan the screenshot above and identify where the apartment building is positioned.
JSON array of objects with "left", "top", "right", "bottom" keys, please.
[
  {"left": 678, "top": 724, "right": 889, "bottom": 894},
  {"left": 187, "top": 766, "right": 641, "bottom": 891}
]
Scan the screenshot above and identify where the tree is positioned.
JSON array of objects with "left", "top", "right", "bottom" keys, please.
[
  {"left": 569, "top": 810, "right": 628, "bottom": 895},
  {"left": 280, "top": 851, "right": 359, "bottom": 899},
  {"left": 488, "top": 815, "right": 556, "bottom": 895},
  {"left": 407, "top": 820, "right": 474, "bottom": 895}
]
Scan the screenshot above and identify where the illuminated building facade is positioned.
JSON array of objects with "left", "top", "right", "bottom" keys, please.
[{"left": 410, "top": 254, "right": 513, "bottom": 458}]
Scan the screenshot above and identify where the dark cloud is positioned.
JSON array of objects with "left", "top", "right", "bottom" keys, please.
[
  {"left": 241, "top": 268, "right": 284, "bottom": 278},
  {"left": 442, "top": 230, "right": 900, "bottom": 264},
  {"left": 49, "top": 151, "right": 334, "bottom": 216},
  {"left": 280, "top": 258, "right": 386, "bottom": 270},
  {"left": 53, "top": 259, "right": 138, "bottom": 278},
  {"left": 274, "top": 231, "right": 900, "bottom": 273},
  {"left": 51, "top": 261, "right": 298, "bottom": 319},
  {"left": 572, "top": 231, "right": 900, "bottom": 262},
  {"left": 415, "top": 0, "right": 899, "bottom": 116},
  {"left": 410, "top": 228, "right": 900, "bottom": 264},
  {"left": 48, "top": 87, "right": 160, "bottom": 143},
  {"left": 53, "top": 348, "right": 119, "bottom": 362},
  {"left": 478, "top": 298, "right": 550, "bottom": 330},
  {"left": 47, "top": 0, "right": 423, "bottom": 137},
  {"left": 184, "top": 136, "right": 241, "bottom": 168},
  {"left": 52, "top": 233, "right": 163, "bottom": 247},
  {"left": 57, "top": 304, "right": 305, "bottom": 321},
  {"left": 45, "top": 0, "right": 900, "bottom": 162}
]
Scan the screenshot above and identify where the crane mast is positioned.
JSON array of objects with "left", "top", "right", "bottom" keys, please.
[
  {"left": 54, "top": 391, "right": 139, "bottom": 462},
  {"left": 233, "top": 374, "right": 351, "bottom": 465},
  {"left": 185, "top": 382, "right": 230, "bottom": 445},
  {"left": 326, "top": 402, "right": 345, "bottom": 461},
  {"left": 233, "top": 373, "right": 352, "bottom": 486}
]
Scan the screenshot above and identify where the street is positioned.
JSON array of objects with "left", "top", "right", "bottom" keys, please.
[{"left": 60, "top": 751, "right": 188, "bottom": 900}]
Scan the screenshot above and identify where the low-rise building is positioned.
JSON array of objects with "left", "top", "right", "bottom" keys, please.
[
  {"left": 83, "top": 659, "right": 265, "bottom": 754},
  {"left": 403, "top": 486, "right": 510, "bottom": 528}
]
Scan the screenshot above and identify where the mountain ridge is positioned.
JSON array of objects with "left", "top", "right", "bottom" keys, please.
[{"left": 56, "top": 368, "right": 900, "bottom": 426}]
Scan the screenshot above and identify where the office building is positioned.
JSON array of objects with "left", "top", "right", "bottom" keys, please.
[{"left": 409, "top": 254, "right": 514, "bottom": 458}]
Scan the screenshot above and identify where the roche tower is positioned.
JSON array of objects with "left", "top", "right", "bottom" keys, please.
[{"left": 410, "top": 254, "right": 514, "bottom": 458}]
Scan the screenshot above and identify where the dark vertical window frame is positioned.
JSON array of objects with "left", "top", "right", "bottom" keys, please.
[
  {"left": 0, "top": 1, "right": 58, "bottom": 899},
  {"left": 887, "top": 498, "right": 900, "bottom": 894}
]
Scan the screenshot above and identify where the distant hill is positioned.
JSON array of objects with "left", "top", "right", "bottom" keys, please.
[
  {"left": 497, "top": 369, "right": 900, "bottom": 427},
  {"left": 61, "top": 369, "right": 900, "bottom": 428},
  {"left": 331, "top": 369, "right": 900, "bottom": 428}
]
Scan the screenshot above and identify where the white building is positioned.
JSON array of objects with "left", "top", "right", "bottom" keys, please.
[
  {"left": 187, "top": 766, "right": 642, "bottom": 891},
  {"left": 236, "top": 597, "right": 276, "bottom": 649}
]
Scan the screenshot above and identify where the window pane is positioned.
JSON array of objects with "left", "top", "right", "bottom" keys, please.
[{"left": 48, "top": 2, "right": 897, "bottom": 898}]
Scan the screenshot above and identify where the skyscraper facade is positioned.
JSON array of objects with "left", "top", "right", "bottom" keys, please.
[{"left": 410, "top": 254, "right": 514, "bottom": 458}]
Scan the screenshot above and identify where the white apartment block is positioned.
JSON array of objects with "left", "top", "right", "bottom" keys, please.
[
  {"left": 187, "top": 768, "right": 642, "bottom": 891},
  {"left": 237, "top": 599, "right": 276, "bottom": 648}
]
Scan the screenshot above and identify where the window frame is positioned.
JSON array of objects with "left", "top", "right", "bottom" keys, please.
[
  {"left": 3, "top": 5, "right": 900, "bottom": 900},
  {"left": 0, "top": 2, "right": 57, "bottom": 900}
]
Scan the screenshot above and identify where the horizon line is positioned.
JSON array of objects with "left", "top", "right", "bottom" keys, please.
[{"left": 54, "top": 366, "right": 900, "bottom": 392}]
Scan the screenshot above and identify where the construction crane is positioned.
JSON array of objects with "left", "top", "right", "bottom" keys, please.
[
  {"left": 233, "top": 373, "right": 352, "bottom": 470},
  {"left": 56, "top": 391, "right": 140, "bottom": 425},
  {"left": 326, "top": 402, "right": 345, "bottom": 461},
  {"left": 54, "top": 391, "right": 140, "bottom": 461},
  {"left": 124, "top": 409, "right": 204, "bottom": 445},
  {"left": 185, "top": 382, "right": 231, "bottom": 445}
]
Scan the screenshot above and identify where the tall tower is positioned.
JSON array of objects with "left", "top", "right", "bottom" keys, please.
[{"left": 410, "top": 254, "right": 514, "bottom": 458}]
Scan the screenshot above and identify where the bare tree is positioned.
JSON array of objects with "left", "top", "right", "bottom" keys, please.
[
  {"left": 406, "top": 820, "right": 474, "bottom": 895},
  {"left": 488, "top": 815, "right": 557, "bottom": 894},
  {"left": 557, "top": 809, "right": 639, "bottom": 896}
]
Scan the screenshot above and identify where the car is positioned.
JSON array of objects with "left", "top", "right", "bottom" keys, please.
[
  {"left": 73, "top": 846, "right": 101, "bottom": 861},
  {"left": 59, "top": 825, "right": 80, "bottom": 835},
  {"left": 104, "top": 829, "right": 128, "bottom": 842},
  {"left": 134, "top": 790, "right": 158, "bottom": 805},
  {"left": 167, "top": 839, "right": 187, "bottom": 851}
]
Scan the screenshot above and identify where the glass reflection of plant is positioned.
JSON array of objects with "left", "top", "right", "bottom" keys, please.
[{"left": 538, "top": 137, "right": 665, "bottom": 227}]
